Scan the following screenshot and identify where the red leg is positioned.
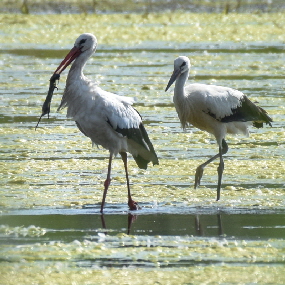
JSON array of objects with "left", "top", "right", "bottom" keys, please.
[
  {"left": 120, "top": 152, "right": 139, "bottom": 210},
  {"left": 100, "top": 153, "right": 113, "bottom": 213}
]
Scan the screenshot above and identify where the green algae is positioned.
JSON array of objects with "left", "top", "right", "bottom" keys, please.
[
  {"left": 0, "top": 224, "right": 46, "bottom": 237},
  {"left": 1, "top": 122, "right": 284, "bottom": 210},
  {"left": 1, "top": 152, "right": 284, "bottom": 210},
  {"left": 1, "top": 236, "right": 285, "bottom": 264},
  {"left": 1, "top": 263, "right": 285, "bottom": 285},
  {"left": 1, "top": 13, "right": 285, "bottom": 48},
  {"left": 1, "top": 11, "right": 285, "bottom": 285},
  {"left": 1, "top": 237, "right": 285, "bottom": 284}
]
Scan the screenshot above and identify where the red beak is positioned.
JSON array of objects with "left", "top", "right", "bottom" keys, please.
[{"left": 54, "top": 46, "right": 82, "bottom": 75}]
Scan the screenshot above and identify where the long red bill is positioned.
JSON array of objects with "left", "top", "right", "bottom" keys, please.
[{"left": 53, "top": 46, "right": 82, "bottom": 75}]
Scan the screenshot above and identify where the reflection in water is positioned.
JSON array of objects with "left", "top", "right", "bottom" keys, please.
[
  {"left": 100, "top": 214, "right": 107, "bottom": 235},
  {"left": 127, "top": 214, "right": 138, "bottom": 235},
  {"left": 2, "top": 209, "right": 283, "bottom": 244},
  {"left": 195, "top": 214, "right": 223, "bottom": 237},
  {"left": 1, "top": 209, "right": 285, "bottom": 284},
  {"left": 195, "top": 215, "right": 203, "bottom": 236},
  {"left": 217, "top": 214, "right": 223, "bottom": 236},
  {"left": 97, "top": 212, "right": 225, "bottom": 237},
  {"left": 100, "top": 213, "right": 138, "bottom": 235}
]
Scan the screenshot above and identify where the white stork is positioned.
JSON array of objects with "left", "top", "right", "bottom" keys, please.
[
  {"left": 165, "top": 56, "right": 272, "bottom": 201},
  {"left": 52, "top": 33, "right": 159, "bottom": 212}
]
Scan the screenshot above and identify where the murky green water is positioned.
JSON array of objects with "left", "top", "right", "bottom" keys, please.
[{"left": 0, "top": 13, "right": 285, "bottom": 284}]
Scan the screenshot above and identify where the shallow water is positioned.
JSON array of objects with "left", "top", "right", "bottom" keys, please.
[{"left": 0, "top": 13, "right": 285, "bottom": 284}]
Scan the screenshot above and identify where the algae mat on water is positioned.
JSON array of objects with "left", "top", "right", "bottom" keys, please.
[
  {"left": 1, "top": 12, "right": 285, "bottom": 285},
  {"left": 1, "top": 13, "right": 285, "bottom": 47}
]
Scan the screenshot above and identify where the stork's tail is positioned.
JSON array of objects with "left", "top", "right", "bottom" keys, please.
[
  {"left": 253, "top": 105, "right": 273, "bottom": 128},
  {"left": 132, "top": 123, "right": 159, "bottom": 169},
  {"left": 132, "top": 155, "right": 153, "bottom": 170}
]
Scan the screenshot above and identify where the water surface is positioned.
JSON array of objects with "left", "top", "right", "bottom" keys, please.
[{"left": 0, "top": 13, "right": 285, "bottom": 285}]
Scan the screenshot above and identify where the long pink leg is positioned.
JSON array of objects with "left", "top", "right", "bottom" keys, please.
[
  {"left": 100, "top": 153, "right": 113, "bottom": 213},
  {"left": 120, "top": 152, "right": 139, "bottom": 210}
]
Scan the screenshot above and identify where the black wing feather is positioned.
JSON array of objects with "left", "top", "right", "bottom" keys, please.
[
  {"left": 206, "top": 95, "right": 272, "bottom": 128},
  {"left": 107, "top": 109, "right": 158, "bottom": 169}
]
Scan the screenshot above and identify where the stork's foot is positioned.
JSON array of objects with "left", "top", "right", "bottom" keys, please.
[
  {"left": 128, "top": 199, "right": 140, "bottom": 211},
  {"left": 194, "top": 165, "right": 204, "bottom": 188}
]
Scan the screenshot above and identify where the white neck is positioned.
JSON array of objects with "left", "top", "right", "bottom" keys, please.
[
  {"left": 67, "top": 52, "right": 90, "bottom": 83},
  {"left": 174, "top": 70, "right": 189, "bottom": 100},
  {"left": 173, "top": 70, "right": 190, "bottom": 129}
]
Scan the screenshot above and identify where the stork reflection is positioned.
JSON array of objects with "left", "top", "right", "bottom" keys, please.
[
  {"left": 195, "top": 214, "right": 223, "bottom": 236},
  {"left": 100, "top": 213, "right": 138, "bottom": 235}
]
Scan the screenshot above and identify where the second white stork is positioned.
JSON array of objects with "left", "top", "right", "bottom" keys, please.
[
  {"left": 165, "top": 56, "right": 272, "bottom": 201},
  {"left": 51, "top": 33, "right": 159, "bottom": 212}
]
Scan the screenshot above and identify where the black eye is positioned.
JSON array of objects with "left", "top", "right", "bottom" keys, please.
[
  {"left": 181, "top": 61, "right": 186, "bottom": 67},
  {"left": 79, "top": 39, "right": 87, "bottom": 45}
]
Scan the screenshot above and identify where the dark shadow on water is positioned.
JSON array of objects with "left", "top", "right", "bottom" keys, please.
[
  {"left": 2, "top": 45, "right": 285, "bottom": 58},
  {"left": 1, "top": 203, "right": 285, "bottom": 246}
]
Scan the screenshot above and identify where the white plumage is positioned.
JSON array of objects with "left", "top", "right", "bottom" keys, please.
[
  {"left": 165, "top": 56, "right": 272, "bottom": 200},
  {"left": 53, "top": 33, "right": 158, "bottom": 212}
]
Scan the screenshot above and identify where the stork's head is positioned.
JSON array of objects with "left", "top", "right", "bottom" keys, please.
[
  {"left": 54, "top": 33, "right": 97, "bottom": 75},
  {"left": 74, "top": 33, "right": 97, "bottom": 54},
  {"left": 165, "top": 56, "right": 191, "bottom": 92}
]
